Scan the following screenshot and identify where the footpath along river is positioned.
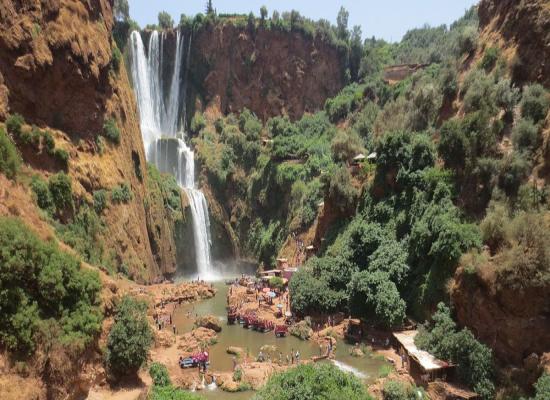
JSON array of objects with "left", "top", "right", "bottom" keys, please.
[{"left": 172, "top": 281, "right": 389, "bottom": 399}]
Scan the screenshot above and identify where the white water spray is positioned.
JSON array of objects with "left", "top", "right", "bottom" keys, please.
[{"left": 129, "top": 30, "right": 217, "bottom": 279}]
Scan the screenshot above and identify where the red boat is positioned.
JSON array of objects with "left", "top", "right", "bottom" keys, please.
[
  {"left": 256, "top": 319, "right": 274, "bottom": 333},
  {"left": 274, "top": 324, "right": 288, "bottom": 337},
  {"left": 227, "top": 307, "right": 238, "bottom": 324},
  {"left": 242, "top": 313, "right": 257, "bottom": 329}
]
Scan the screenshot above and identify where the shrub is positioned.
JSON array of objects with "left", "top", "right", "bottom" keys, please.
[
  {"left": 520, "top": 84, "right": 549, "bottom": 123},
  {"left": 512, "top": 118, "right": 539, "bottom": 153},
  {"left": 0, "top": 127, "right": 21, "bottom": 180},
  {"left": 42, "top": 131, "right": 55, "bottom": 153},
  {"left": 48, "top": 172, "right": 73, "bottom": 212},
  {"left": 149, "top": 362, "right": 171, "bottom": 387},
  {"left": 106, "top": 296, "right": 152, "bottom": 378},
  {"left": 31, "top": 175, "right": 53, "bottom": 211},
  {"left": 190, "top": 112, "right": 206, "bottom": 133},
  {"left": 269, "top": 276, "right": 285, "bottom": 291},
  {"left": 93, "top": 190, "right": 108, "bottom": 214},
  {"left": 480, "top": 47, "right": 499, "bottom": 71},
  {"left": 54, "top": 148, "right": 69, "bottom": 168},
  {"left": 288, "top": 320, "right": 313, "bottom": 340},
  {"left": 322, "top": 165, "right": 359, "bottom": 213},
  {"left": 0, "top": 217, "right": 101, "bottom": 355},
  {"left": 6, "top": 113, "right": 25, "bottom": 136},
  {"left": 457, "top": 26, "right": 478, "bottom": 54},
  {"left": 382, "top": 380, "right": 408, "bottom": 400},
  {"left": 111, "top": 45, "right": 122, "bottom": 72},
  {"left": 111, "top": 183, "right": 132, "bottom": 204},
  {"left": 493, "top": 78, "right": 519, "bottom": 113},
  {"left": 103, "top": 118, "right": 121, "bottom": 144},
  {"left": 254, "top": 363, "right": 372, "bottom": 400},
  {"left": 532, "top": 374, "right": 550, "bottom": 400},
  {"left": 331, "top": 130, "right": 364, "bottom": 163}
]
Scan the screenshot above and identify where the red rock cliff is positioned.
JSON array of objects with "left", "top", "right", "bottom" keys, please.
[{"left": 188, "top": 23, "right": 345, "bottom": 121}]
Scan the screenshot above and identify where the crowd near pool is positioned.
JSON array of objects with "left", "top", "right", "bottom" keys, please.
[{"left": 172, "top": 280, "right": 389, "bottom": 398}]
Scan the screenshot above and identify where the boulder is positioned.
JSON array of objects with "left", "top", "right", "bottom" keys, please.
[
  {"left": 195, "top": 314, "right": 222, "bottom": 332},
  {"left": 226, "top": 346, "right": 245, "bottom": 356}
]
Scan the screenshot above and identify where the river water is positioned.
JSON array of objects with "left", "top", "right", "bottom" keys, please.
[{"left": 173, "top": 281, "right": 388, "bottom": 399}]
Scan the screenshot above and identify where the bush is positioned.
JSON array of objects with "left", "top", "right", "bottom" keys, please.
[
  {"left": 6, "top": 113, "right": 25, "bottom": 136},
  {"left": 48, "top": 172, "right": 73, "bottom": 212},
  {"left": 254, "top": 363, "right": 372, "bottom": 400},
  {"left": 383, "top": 380, "right": 413, "bottom": 400},
  {"left": 93, "top": 190, "right": 108, "bottom": 214},
  {"left": 322, "top": 165, "right": 359, "bottom": 213},
  {"left": 532, "top": 374, "right": 550, "bottom": 400},
  {"left": 106, "top": 296, "right": 153, "bottom": 378},
  {"left": 0, "top": 127, "right": 21, "bottom": 179},
  {"left": 480, "top": 47, "right": 499, "bottom": 71},
  {"left": 54, "top": 148, "right": 69, "bottom": 168},
  {"left": 520, "top": 84, "right": 549, "bottom": 123},
  {"left": 149, "top": 362, "right": 171, "bottom": 387},
  {"left": 269, "top": 276, "right": 285, "bottom": 291},
  {"left": 331, "top": 130, "right": 364, "bottom": 163},
  {"left": 288, "top": 320, "right": 313, "bottom": 340},
  {"left": 111, "top": 45, "right": 122, "bottom": 72},
  {"left": 493, "top": 78, "right": 519, "bottom": 113},
  {"left": 31, "top": 175, "right": 53, "bottom": 211},
  {"left": 103, "top": 118, "right": 121, "bottom": 144},
  {"left": 457, "top": 26, "right": 478, "bottom": 54},
  {"left": 111, "top": 182, "right": 132, "bottom": 204},
  {"left": 0, "top": 217, "right": 101, "bottom": 355},
  {"left": 512, "top": 118, "right": 539, "bottom": 153},
  {"left": 190, "top": 112, "right": 206, "bottom": 133},
  {"left": 43, "top": 131, "right": 55, "bottom": 153}
]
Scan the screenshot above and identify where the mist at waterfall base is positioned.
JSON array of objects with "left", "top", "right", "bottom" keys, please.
[{"left": 130, "top": 30, "right": 238, "bottom": 281}]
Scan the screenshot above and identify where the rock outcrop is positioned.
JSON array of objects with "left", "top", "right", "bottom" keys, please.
[
  {"left": 478, "top": 0, "right": 550, "bottom": 87},
  {"left": 451, "top": 266, "right": 550, "bottom": 364},
  {"left": 0, "top": 0, "right": 190, "bottom": 282},
  {"left": 188, "top": 22, "right": 345, "bottom": 121}
]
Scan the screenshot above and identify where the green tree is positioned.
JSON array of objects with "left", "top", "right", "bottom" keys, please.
[
  {"left": 106, "top": 296, "right": 153, "bottom": 378},
  {"left": 253, "top": 363, "right": 372, "bottom": 400},
  {"left": 336, "top": 7, "right": 349, "bottom": 41},
  {"left": 260, "top": 6, "right": 268, "bottom": 22},
  {"left": 520, "top": 84, "right": 549, "bottom": 123},
  {"left": 0, "top": 127, "right": 21, "bottom": 180},
  {"left": 512, "top": 118, "right": 539, "bottom": 153},
  {"left": 532, "top": 374, "right": 550, "bottom": 400},
  {"left": 158, "top": 11, "right": 174, "bottom": 30},
  {"left": 113, "top": 0, "right": 129, "bottom": 21},
  {"left": 205, "top": 0, "right": 214, "bottom": 15},
  {"left": 49, "top": 172, "right": 73, "bottom": 213}
]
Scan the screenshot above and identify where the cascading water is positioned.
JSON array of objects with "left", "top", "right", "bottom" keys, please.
[{"left": 129, "top": 30, "right": 216, "bottom": 279}]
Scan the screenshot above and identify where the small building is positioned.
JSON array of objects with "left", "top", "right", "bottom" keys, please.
[
  {"left": 393, "top": 330, "right": 455, "bottom": 382},
  {"left": 351, "top": 153, "right": 366, "bottom": 166},
  {"left": 259, "top": 269, "right": 282, "bottom": 279},
  {"left": 367, "top": 152, "right": 377, "bottom": 161},
  {"left": 276, "top": 258, "right": 289, "bottom": 270}
]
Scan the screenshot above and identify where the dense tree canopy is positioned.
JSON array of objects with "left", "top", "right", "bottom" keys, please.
[{"left": 253, "top": 363, "right": 372, "bottom": 400}]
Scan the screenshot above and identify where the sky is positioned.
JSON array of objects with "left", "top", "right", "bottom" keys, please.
[{"left": 128, "top": 0, "right": 479, "bottom": 42}]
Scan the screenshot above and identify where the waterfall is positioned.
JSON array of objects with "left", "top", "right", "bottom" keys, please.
[{"left": 129, "top": 30, "right": 217, "bottom": 280}]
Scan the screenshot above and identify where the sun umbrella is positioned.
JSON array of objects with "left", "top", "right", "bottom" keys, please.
[
  {"left": 268, "top": 291, "right": 276, "bottom": 298},
  {"left": 285, "top": 311, "right": 292, "bottom": 317},
  {"left": 262, "top": 287, "right": 270, "bottom": 293}
]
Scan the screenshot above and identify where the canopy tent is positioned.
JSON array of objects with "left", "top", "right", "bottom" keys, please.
[{"left": 393, "top": 330, "right": 453, "bottom": 373}]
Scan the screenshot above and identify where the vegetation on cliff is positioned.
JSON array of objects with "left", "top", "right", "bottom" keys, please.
[{"left": 0, "top": 217, "right": 101, "bottom": 355}]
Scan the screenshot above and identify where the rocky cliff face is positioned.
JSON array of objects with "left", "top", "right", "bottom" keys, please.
[
  {"left": 451, "top": 266, "right": 550, "bottom": 365},
  {"left": 0, "top": 0, "right": 186, "bottom": 282},
  {"left": 187, "top": 23, "right": 345, "bottom": 121},
  {"left": 478, "top": 0, "right": 550, "bottom": 87}
]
